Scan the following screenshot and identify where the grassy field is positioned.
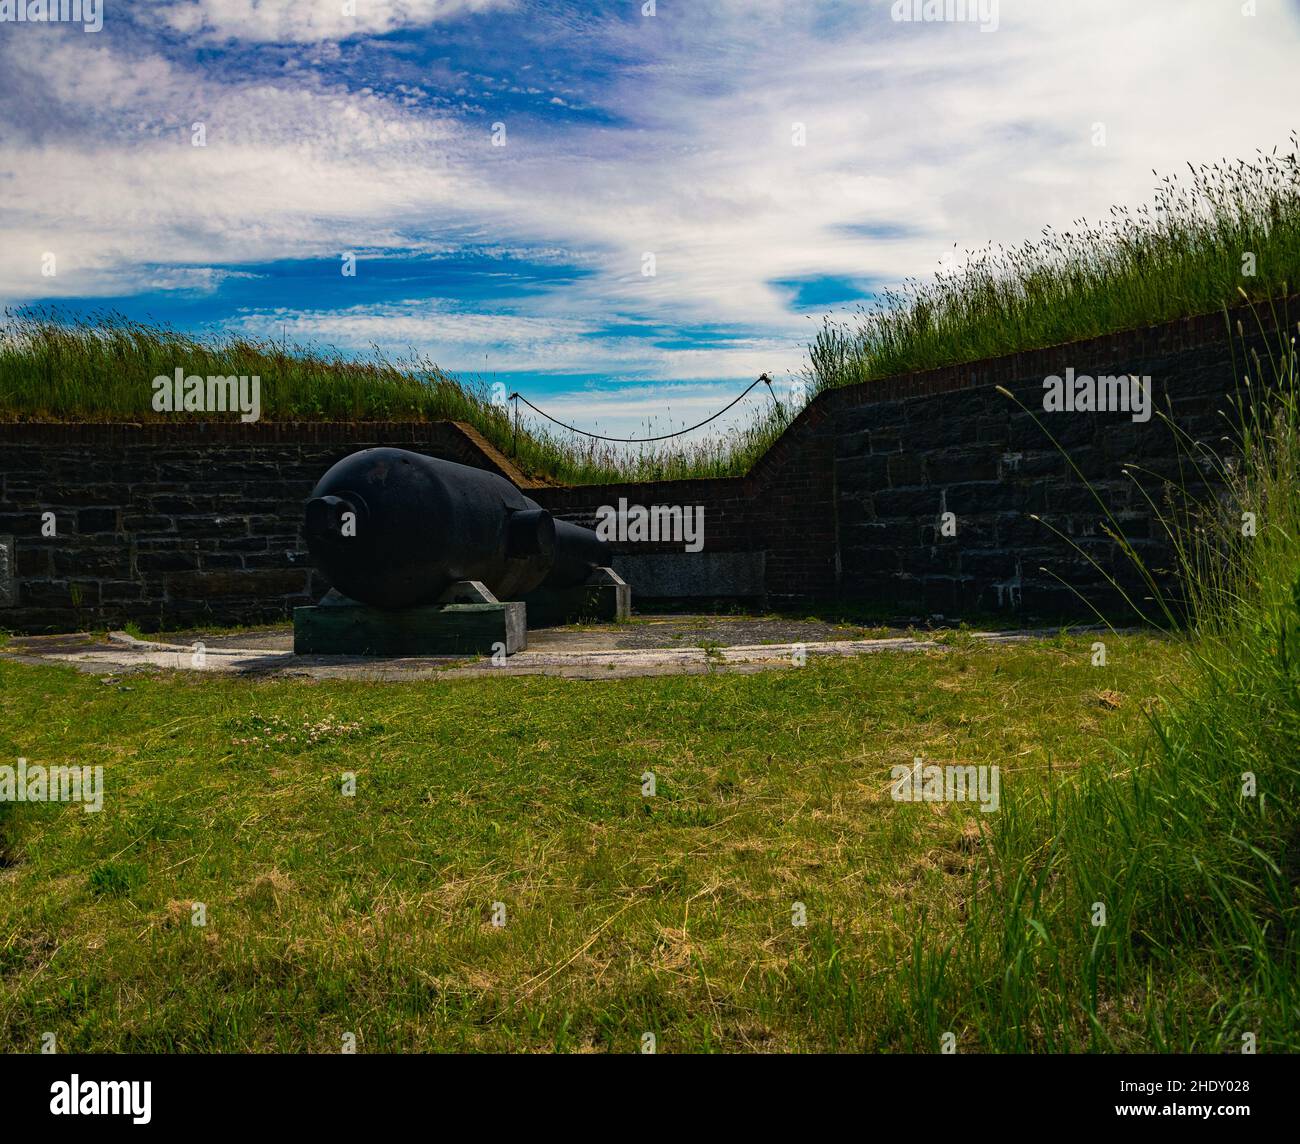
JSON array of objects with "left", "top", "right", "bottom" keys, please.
[
  {"left": 4, "top": 139, "right": 1298, "bottom": 483},
  {"left": 1, "top": 330, "right": 1298, "bottom": 1055},
  {"left": 0, "top": 633, "right": 1190, "bottom": 1053}
]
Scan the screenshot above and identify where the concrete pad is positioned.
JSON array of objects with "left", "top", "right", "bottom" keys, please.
[{"left": 0, "top": 615, "right": 1084, "bottom": 682}]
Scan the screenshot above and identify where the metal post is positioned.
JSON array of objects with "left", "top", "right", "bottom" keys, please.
[{"left": 761, "top": 373, "right": 786, "bottom": 424}]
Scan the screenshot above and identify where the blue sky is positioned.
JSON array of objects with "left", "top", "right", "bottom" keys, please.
[{"left": 3, "top": 0, "right": 1300, "bottom": 440}]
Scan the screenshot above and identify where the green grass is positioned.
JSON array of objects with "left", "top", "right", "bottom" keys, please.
[
  {"left": 809, "top": 136, "right": 1300, "bottom": 391},
  {"left": 0, "top": 635, "right": 1181, "bottom": 1052},
  {"left": 3, "top": 320, "right": 1299, "bottom": 1051},
  {"left": 4, "top": 139, "right": 1298, "bottom": 483},
  {"left": 895, "top": 307, "right": 1300, "bottom": 1053},
  {"left": 0, "top": 309, "right": 784, "bottom": 486}
]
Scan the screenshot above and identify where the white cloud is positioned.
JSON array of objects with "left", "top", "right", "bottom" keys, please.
[
  {"left": 228, "top": 300, "right": 807, "bottom": 383},
  {"left": 145, "top": 0, "right": 518, "bottom": 44},
  {"left": 0, "top": 37, "right": 474, "bottom": 300},
  {"left": 2, "top": 0, "right": 1298, "bottom": 435}
]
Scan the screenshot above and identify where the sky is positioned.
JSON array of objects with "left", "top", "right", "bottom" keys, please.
[{"left": 2, "top": 0, "right": 1299, "bottom": 441}]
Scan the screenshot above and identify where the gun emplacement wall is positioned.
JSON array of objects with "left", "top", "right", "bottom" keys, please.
[{"left": 0, "top": 298, "right": 1289, "bottom": 633}]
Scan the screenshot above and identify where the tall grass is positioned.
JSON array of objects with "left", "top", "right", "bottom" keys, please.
[
  {"left": 0, "top": 308, "right": 792, "bottom": 485},
  {"left": 900, "top": 307, "right": 1300, "bottom": 1050},
  {"left": 810, "top": 135, "right": 1300, "bottom": 390}
]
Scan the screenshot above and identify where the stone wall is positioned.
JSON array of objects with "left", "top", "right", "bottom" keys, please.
[
  {"left": 0, "top": 298, "right": 1289, "bottom": 632},
  {"left": 822, "top": 301, "right": 1283, "bottom": 618},
  {"left": 0, "top": 421, "right": 529, "bottom": 632}
]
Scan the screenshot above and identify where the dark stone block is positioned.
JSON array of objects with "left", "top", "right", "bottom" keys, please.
[
  {"left": 192, "top": 457, "right": 279, "bottom": 480},
  {"left": 900, "top": 546, "right": 961, "bottom": 576},
  {"left": 245, "top": 550, "right": 308, "bottom": 570},
  {"left": 47, "top": 485, "right": 122, "bottom": 506},
  {"left": 53, "top": 548, "right": 131, "bottom": 578},
  {"left": 1043, "top": 412, "right": 1100, "bottom": 448},
  {"left": 945, "top": 481, "right": 1044, "bottom": 516},
  {"left": 866, "top": 400, "right": 908, "bottom": 428},
  {"left": 134, "top": 537, "right": 200, "bottom": 554},
  {"left": 15, "top": 546, "right": 51, "bottom": 577},
  {"left": 19, "top": 580, "right": 97, "bottom": 608},
  {"left": 101, "top": 580, "right": 147, "bottom": 603},
  {"left": 994, "top": 512, "right": 1051, "bottom": 548},
  {"left": 836, "top": 413, "right": 876, "bottom": 438},
  {"left": 840, "top": 546, "right": 900, "bottom": 574},
  {"left": 1016, "top": 450, "right": 1069, "bottom": 478},
  {"left": 959, "top": 550, "right": 1020, "bottom": 580},
  {"left": 122, "top": 514, "right": 175, "bottom": 533},
  {"left": 77, "top": 507, "right": 120, "bottom": 534},
  {"left": 872, "top": 487, "right": 937, "bottom": 519},
  {"left": 136, "top": 551, "right": 199, "bottom": 573},
  {"left": 1007, "top": 410, "right": 1048, "bottom": 450},
  {"left": 904, "top": 414, "right": 958, "bottom": 451},
  {"left": 1046, "top": 482, "right": 1121, "bottom": 514},
  {"left": 975, "top": 415, "right": 1011, "bottom": 445},
  {"left": 835, "top": 453, "right": 890, "bottom": 489},
  {"left": 165, "top": 569, "right": 310, "bottom": 598},
  {"left": 1111, "top": 512, "right": 1152, "bottom": 541},
  {"left": 201, "top": 553, "right": 246, "bottom": 570},
  {"left": 841, "top": 521, "right": 895, "bottom": 545},
  {"left": 836, "top": 498, "right": 875, "bottom": 528},
  {"left": 172, "top": 515, "right": 249, "bottom": 538},
  {"left": 925, "top": 448, "right": 999, "bottom": 485},
  {"left": 888, "top": 452, "right": 925, "bottom": 487},
  {"left": 149, "top": 494, "right": 210, "bottom": 514},
  {"left": 0, "top": 512, "right": 43, "bottom": 537}
]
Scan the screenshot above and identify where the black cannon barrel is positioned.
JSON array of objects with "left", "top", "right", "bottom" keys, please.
[
  {"left": 545, "top": 519, "right": 613, "bottom": 589},
  {"left": 304, "top": 447, "right": 609, "bottom": 608}
]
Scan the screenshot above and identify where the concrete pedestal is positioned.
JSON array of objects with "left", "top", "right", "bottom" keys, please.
[
  {"left": 293, "top": 581, "right": 526, "bottom": 656},
  {"left": 521, "top": 567, "right": 631, "bottom": 627}
]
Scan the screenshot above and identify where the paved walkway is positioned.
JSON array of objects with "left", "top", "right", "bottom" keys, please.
[{"left": 0, "top": 615, "right": 1064, "bottom": 681}]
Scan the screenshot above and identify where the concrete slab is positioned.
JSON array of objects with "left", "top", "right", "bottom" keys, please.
[{"left": 0, "top": 614, "right": 1082, "bottom": 682}]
